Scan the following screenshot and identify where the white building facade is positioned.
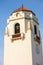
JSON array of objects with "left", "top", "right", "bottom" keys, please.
[{"left": 4, "top": 7, "right": 43, "bottom": 65}]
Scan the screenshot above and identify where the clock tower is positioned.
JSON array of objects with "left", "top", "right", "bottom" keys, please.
[{"left": 4, "top": 6, "right": 42, "bottom": 65}]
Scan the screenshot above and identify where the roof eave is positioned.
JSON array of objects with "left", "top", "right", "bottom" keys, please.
[{"left": 10, "top": 10, "right": 35, "bottom": 16}]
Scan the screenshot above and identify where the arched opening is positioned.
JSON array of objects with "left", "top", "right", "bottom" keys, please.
[{"left": 15, "top": 23, "right": 20, "bottom": 34}]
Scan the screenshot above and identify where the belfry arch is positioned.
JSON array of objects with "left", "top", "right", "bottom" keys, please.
[{"left": 15, "top": 23, "right": 20, "bottom": 34}]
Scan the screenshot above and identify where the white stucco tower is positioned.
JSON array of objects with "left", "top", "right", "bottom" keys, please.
[{"left": 4, "top": 7, "right": 42, "bottom": 65}]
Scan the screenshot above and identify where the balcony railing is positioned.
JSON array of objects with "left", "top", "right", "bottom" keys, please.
[
  {"left": 12, "top": 33, "right": 21, "bottom": 38},
  {"left": 34, "top": 35, "right": 40, "bottom": 44},
  {"left": 11, "top": 33, "right": 25, "bottom": 41}
]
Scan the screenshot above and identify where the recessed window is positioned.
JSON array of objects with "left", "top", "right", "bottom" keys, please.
[
  {"left": 25, "top": 13, "right": 29, "bottom": 18},
  {"left": 16, "top": 13, "right": 19, "bottom": 17},
  {"left": 15, "top": 23, "right": 20, "bottom": 34},
  {"left": 34, "top": 25, "right": 37, "bottom": 34}
]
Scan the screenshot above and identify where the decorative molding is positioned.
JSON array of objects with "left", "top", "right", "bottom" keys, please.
[
  {"left": 5, "top": 27, "right": 9, "bottom": 36},
  {"left": 32, "top": 18, "right": 39, "bottom": 25},
  {"left": 27, "top": 22, "right": 31, "bottom": 30},
  {"left": 8, "top": 17, "right": 39, "bottom": 25}
]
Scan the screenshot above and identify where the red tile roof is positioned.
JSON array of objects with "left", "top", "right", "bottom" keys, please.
[
  {"left": 14, "top": 7, "right": 29, "bottom": 12},
  {"left": 11, "top": 7, "right": 35, "bottom": 15}
]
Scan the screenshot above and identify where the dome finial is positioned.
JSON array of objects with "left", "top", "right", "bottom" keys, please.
[{"left": 22, "top": 4, "right": 24, "bottom": 8}]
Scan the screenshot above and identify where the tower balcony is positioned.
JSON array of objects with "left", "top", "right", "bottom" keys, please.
[
  {"left": 34, "top": 35, "right": 41, "bottom": 44},
  {"left": 11, "top": 33, "right": 25, "bottom": 41}
]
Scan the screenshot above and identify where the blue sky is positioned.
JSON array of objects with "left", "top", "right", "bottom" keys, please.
[{"left": 0, "top": 0, "right": 43, "bottom": 65}]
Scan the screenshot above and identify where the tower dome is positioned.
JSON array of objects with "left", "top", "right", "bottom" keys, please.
[{"left": 11, "top": 6, "right": 35, "bottom": 16}]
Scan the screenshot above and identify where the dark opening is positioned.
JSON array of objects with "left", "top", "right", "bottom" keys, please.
[
  {"left": 15, "top": 23, "right": 20, "bottom": 34},
  {"left": 34, "top": 25, "right": 37, "bottom": 34}
]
